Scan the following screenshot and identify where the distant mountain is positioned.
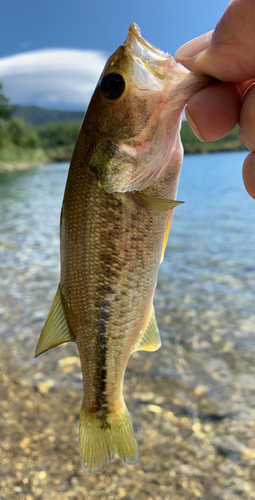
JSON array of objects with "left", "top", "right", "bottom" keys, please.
[{"left": 13, "top": 105, "right": 85, "bottom": 126}]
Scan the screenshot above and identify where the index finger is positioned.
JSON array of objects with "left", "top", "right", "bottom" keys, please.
[{"left": 176, "top": 0, "right": 255, "bottom": 82}]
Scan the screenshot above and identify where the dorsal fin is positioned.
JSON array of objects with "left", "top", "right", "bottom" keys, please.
[
  {"left": 135, "top": 307, "right": 161, "bottom": 352},
  {"left": 35, "top": 284, "right": 74, "bottom": 357}
]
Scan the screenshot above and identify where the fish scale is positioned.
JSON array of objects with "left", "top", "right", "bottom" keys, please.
[
  {"left": 36, "top": 22, "right": 212, "bottom": 474},
  {"left": 62, "top": 149, "right": 166, "bottom": 425}
]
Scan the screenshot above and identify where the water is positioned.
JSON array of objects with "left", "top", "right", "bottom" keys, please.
[{"left": 0, "top": 152, "right": 255, "bottom": 421}]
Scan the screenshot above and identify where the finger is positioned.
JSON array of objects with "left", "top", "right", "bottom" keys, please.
[
  {"left": 242, "top": 152, "right": 255, "bottom": 199},
  {"left": 176, "top": 0, "right": 255, "bottom": 82},
  {"left": 239, "top": 83, "right": 255, "bottom": 151},
  {"left": 238, "top": 78, "right": 255, "bottom": 95},
  {"left": 175, "top": 31, "right": 213, "bottom": 60},
  {"left": 185, "top": 82, "right": 241, "bottom": 141}
]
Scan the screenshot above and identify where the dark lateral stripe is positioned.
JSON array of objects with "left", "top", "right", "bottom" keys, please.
[
  {"left": 95, "top": 299, "right": 111, "bottom": 416},
  {"left": 94, "top": 195, "right": 124, "bottom": 418}
]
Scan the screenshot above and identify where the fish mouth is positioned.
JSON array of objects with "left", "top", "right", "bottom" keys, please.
[
  {"left": 124, "top": 22, "right": 186, "bottom": 87},
  {"left": 124, "top": 22, "right": 214, "bottom": 97},
  {"left": 125, "top": 22, "right": 170, "bottom": 62}
]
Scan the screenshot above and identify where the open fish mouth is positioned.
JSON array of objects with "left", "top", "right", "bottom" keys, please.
[
  {"left": 124, "top": 22, "right": 214, "bottom": 91},
  {"left": 124, "top": 23, "right": 201, "bottom": 87},
  {"left": 123, "top": 22, "right": 187, "bottom": 90},
  {"left": 125, "top": 22, "right": 171, "bottom": 62}
]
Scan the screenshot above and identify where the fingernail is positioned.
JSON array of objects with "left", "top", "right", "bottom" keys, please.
[
  {"left": 175, "top": 31, "right": 213, "bottom": 61},
  {"left": 185, "top": 108, "right": 205, "bottom": 142}
]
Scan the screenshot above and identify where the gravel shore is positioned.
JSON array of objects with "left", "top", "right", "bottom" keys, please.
[
  {"left": 0, "top": 161, "right": 46, "bottom": 173},
  {"left": 1, "top": 158, "right": 255, "bottom": 499},
  {"left": 1, "top": 335, "right": 255, "bottom": 500}
]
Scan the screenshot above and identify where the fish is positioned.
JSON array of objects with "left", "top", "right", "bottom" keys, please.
[{"left": 35, "top": 23, "right": 212, "bottom": 474}]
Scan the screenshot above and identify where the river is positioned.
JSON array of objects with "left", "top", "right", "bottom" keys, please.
[
  {"left": 1, "top": 151, "right": 255, "bottom": 497},
  {"left": 1, "top": 152, "right": 255, "bottom": 408}
]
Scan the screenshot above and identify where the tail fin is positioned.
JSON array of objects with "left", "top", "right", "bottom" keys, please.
[{"left": 79, "top": 404, "right": 139, "bottom": 474}]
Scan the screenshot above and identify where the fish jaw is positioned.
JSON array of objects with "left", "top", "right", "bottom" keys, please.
[
  {"left": 124, "top": 22, "right": 211, "bottom": 104},
  {"left": 87, "top": 23, "right": 212, "bottom": 194}
]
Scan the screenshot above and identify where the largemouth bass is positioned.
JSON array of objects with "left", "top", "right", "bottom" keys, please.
[{"left": 36, "top": 23, "right": 211, "bottom": 474}]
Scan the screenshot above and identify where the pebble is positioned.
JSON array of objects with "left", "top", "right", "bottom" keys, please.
[
  {"left": 38, "top": 471, "right": 47, "bottom": 480},
  {"left": 58, "top": 356, "right": 80, "bottom": 369},
  {"left": 147, "top": 404, "right": 162, "bottom": 414},
  {"left": 37, "top": 379, "right": 57, "bottom": 394},
  {"left": 14, "top": 487, "right": 22, "bottom": 493},
  {"left": 194, "top": 385, "right": 209, "bottom": 397},
  {"left": 19, "top": 437, "right": 30, "bottom": 449}
]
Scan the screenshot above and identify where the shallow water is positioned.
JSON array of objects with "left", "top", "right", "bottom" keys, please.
[{"left": 0, "top": 151, "right": 255, "bottom": 423}]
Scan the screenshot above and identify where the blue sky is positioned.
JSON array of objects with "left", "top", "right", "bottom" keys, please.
[{"left": 0, "top": 0, "right": 230, "bottom": 109}]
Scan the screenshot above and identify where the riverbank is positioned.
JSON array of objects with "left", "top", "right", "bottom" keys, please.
[
  {"left": 0, "top": 146, "right": 46, "bottom": 173},
  {"left": 1, "top": 156, "right": 255, "bottom": 500},
  {"left": 0, "top": 120, "right": 247, "bottom": 174},
  {"left": 0, "top": 160, "right": 44, "bottom": 173},
  {"left": 2, "top": 335, "right": 255, "bottom": 500}
]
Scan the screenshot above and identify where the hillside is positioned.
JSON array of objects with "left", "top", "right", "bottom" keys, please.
[
  {"left": 32, "top": 119, "right": 247, "bottom": 163},
  {"left": 0, "top": 93, "right": 247, "bottom": 168},
  {"left": 0, "top": 86, "right": 46, "bottom": 168},
  {"left": 13, "top": 105, "right": 85, "bottom": 126},
  {"left": 13, "top": 105, "right": 247, "bottom": 157}
]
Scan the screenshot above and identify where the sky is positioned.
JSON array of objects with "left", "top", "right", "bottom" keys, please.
[{"left": 0, "top": 0, "right": 230, "bottom": 110}]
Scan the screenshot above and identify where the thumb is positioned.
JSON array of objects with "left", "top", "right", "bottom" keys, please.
[{"left": 175, "top": 0, "right": 255, "bottom": 82}]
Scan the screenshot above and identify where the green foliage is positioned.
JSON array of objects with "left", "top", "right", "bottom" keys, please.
[
  {"left": 34, "top": 120, "right": 82, "bottom": 162},
  {"left": 36, "top": 119, "right": 248, "bottom": 163},
  {"left": 0, "top": 83, "right": 44, "bottom": 165},
  {"left": 181, "top": 121, "right": 247, "bottom": 154},
  {"left": 0, "top": 83, "right": 13, "bottom": 120},
  {"left": 0, "top": 146, "right": 45, "bottom": 165},
  {"left": 0, "top": 120, "right": 11, "bottom": 148},
  {"left": 7, "top": 117, "right": 39, "bottom": 149},
  {"left": 36, "top": 120, "right": 81, "bottom": 149},
  {"left": 0, "top": 81, "right": 248, "bottom": 168},
  {"left": 0, "top": 117, "right": 39, "bottom": 150}
]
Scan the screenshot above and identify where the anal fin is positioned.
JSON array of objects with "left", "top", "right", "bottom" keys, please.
[
  {"left": 35, "top": 284, "right": 74, "bottom": 357},
  {"left": 135, "top": 307, "right": 161, "bottom": 352}
]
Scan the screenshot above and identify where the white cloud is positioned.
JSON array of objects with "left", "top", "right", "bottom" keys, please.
[{"left": 0, "top": 48, "right": 108, "bottom": 109}]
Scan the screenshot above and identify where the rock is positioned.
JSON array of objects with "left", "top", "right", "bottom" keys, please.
[
  {"left": 147, "top": 404, "right": 162, "bottom": 414},
  {"left": 37, "top": 379, "right": 57, "bottom": 394},
  {"left": 58, "top": 356, "right": 81, "bottom": 373},
  {"left": 19, "top": 437, "right": 31, "bottom": 449},
  {"left": 194, "top": 385, "right": 209, "bottom": 397}
]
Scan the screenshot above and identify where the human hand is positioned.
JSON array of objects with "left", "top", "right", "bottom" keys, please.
[{"left": 175, "top": 0, "right": 255, "bottom": 199}]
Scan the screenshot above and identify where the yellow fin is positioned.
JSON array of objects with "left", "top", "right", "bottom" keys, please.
[
  {"left": 79, "top": 404, "right": 139, "bottom": 474},
  {"left": 135, "top": 307, "right": 161, "bottom": 352},
  {"left": 35, "top": 285, "right": 74, "bottom": 357},
  {"left": 161, "top": 210, "right": 174, "bottom": 263},
  {"left": 136, "top": 192, "right": 184, "bottom": 212}
]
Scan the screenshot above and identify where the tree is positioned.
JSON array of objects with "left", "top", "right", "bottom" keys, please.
[{"left": 0, "top": 82, "right": 13, "bottom": 120}]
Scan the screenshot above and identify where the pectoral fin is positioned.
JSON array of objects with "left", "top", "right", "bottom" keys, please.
[
  {"left": 135, "top": 307, "right": 161, "bottom": 352},
  {"left": 35, "top": 284, "right": 74, "bottom": 357},
  {"left": 136, "top": 192, "right": 184, "bottom": 212}
]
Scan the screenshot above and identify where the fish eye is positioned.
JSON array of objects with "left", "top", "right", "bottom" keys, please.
[{"left": 100, "top": 73, "right": 125, "bottom": 100}]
